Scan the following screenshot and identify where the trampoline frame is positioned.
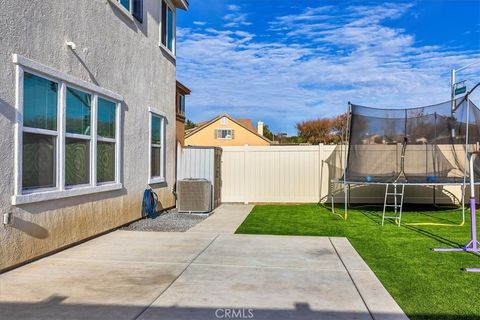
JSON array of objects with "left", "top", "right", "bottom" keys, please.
[{"left": 330, "top": 90, "right": 480, "bottom": 225}]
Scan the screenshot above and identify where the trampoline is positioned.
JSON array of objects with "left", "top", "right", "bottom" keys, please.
[{"left": 328, "top": 92, "right": 480, "bottom": 225}]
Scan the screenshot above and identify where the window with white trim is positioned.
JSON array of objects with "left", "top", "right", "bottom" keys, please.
[
  {"left": 215, "top": 129, "right": 233, "bottom": 140},
  {"left": 149, "top": 112, "right": 165, "bottom": 183},
  {"left": 111, "top": 0, "right": 143, "bottom": 22},
  {"left": 160, "top": 0, "right": 176, "bottom": 55},
  {"left": 13, "top": 55, "right": 122, "bottom": 205},
  {"left": 118, "top": 0, "right": 131, "bottom": 11}
]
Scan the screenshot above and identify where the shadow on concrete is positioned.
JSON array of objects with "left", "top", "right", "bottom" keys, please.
[{"left": 0, "top": 296, "right": 424, "bottom": 320}]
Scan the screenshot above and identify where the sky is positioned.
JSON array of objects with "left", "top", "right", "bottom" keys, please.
[{"left": 176, "top": 0, "right": 480, "bottom": 135}]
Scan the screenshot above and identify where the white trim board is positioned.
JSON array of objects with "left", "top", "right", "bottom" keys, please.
[
  {"left": 13, "top": 54, "right": 123, "bottom": 101},
  {"left": 148, "top": 111, "right": 166, "bottom": 185},
  {"left": 12, "top": 183, "right": 123, "bottom": 205}
]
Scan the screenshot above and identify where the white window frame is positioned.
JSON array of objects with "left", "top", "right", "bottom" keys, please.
[
  {"left": 108, "top": 0, "right": 135, "bottom": 21},
  {"left": 179, "top": 94, "right": 185, "bottom": 116},
  {"left": 148, "top": 107, "right": 166, "bottom": 184},
  {"left": 117, "top": 0, "right": 133, "bottom": 12},
  {"left": 12, "top": 54, "right": 123, "bottom": 205},
  {"left": 159, "top": 0, "right": 176, "bottom": 57},
  {"left": 216, "top": 128, "right": 233, "bottom": 140},
  {"left": 96, "top": 95, "right": 121, "bottom": 186}
]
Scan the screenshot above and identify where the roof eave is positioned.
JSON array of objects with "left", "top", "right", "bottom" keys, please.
[
  {"left": 176, "top": 80, "right": 191, "bottom": 95},
  {"left": 172, "top": 0, "right": 189, "bottom": 10}
]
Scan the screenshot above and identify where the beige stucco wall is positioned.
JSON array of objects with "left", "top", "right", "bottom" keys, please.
[
  {"left": 185, "top": 118, "right": 270, "bottom": 147},
  {"left": 0, "top": 0, "right": 180, "bottom": 271}
]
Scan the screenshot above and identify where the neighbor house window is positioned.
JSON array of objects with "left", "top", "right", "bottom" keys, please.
[
  {"left": 161, "top": 0, "right": 175, "bottom": 54},
  {"left": 149, "top": 111, "right": 165, "bottom": 183},
  {"left": 216, "top": 129, "right": 233, "bottom": 139},
  {"left": 13, "top": 55, "right": 122, "bottom": 205},
  {"left": 178, "top": 94, "right": 185, "bottom": 116}
]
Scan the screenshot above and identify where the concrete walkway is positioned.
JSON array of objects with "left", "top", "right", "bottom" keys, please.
[
  {"left": 0, "top": 204, "right": 408, "bottom": 320},
  {"left": 187, "top": 203, "right": 254, "bottom": 234}
]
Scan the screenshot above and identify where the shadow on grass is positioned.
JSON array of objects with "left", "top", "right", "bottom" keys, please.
[
  {"left": 322, "top": 204, "right": 466, "bottom": 248},
  {"left": 402, "top": 224, "right": 464, "bottom": 248}
]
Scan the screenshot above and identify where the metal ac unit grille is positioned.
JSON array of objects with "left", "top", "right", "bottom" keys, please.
[{"left": 178, "top": 179, "right": 212, "bottom": 213}]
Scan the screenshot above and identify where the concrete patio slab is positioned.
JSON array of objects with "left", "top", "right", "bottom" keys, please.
[
  {"left": 330, "top": 237, "right": 371, "bottom": 271},
  {"left": 51, "top": 231, "right": 217, "bottom": 264},
  {"left": 138, "top": 264, "right": 371, "bottom": 320},
  {"left": 349, "top": 270, "right": 409, "bottom": 320},
  {"left": 0, "top": 258, "right": 186, "bottom": 320},
  {"left": 0, "top": 204, "right": 408, "bottom": 320},
  {"left": 194, "top": 234, "right": 345, "bottom": 270}
]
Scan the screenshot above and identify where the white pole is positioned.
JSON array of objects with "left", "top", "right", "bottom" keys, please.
[
  {"left": 451, "top": 68, "right": 456, "bottom": 113},
  {"left": 468, "top": 98, "right": 475, "bottom": 199}
]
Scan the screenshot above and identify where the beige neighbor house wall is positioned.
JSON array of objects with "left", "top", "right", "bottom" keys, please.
[
  {"left": 185, "top": 115, "right": 271, "bottom": 147},
  {"left": 0, "top": 0, "right": 188, "bottom": 271}
]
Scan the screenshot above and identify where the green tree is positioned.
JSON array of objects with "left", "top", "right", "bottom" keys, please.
[
  {"left": 263, "top": 124, "right": 274, "bottom": 140},
  {"left": 185, "top": 119, "right": 196, "bottom": 130}
]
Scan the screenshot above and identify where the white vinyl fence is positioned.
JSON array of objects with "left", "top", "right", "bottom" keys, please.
[
  {"left": 220, "top": 145, "right": 339, "bottom": 203},
  {"left": 219, "top": 145, "right": 463, "bottom": 204}
]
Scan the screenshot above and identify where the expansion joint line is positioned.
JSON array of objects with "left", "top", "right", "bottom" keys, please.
[{"left": 328, "top": 237, "right": 375, "bottom": 320}]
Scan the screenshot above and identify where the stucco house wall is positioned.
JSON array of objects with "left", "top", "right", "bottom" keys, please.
[
  {"left": 185, "top": 116, "right": 271, "bottom": 147},
  {"left": 0, "top": 0, "right": 185, "bottom": 271}
]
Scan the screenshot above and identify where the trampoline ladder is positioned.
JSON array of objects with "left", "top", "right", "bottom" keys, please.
[{"left": 382, "top": 184, "right": 405, "bottom": 227}]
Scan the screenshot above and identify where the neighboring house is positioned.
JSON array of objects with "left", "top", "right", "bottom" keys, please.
[
  {"left": 185, "top": 115, "right": 271, "bottom": 147},
  {"left": 175, "top": 81, "right": 191, "bottom": 147},
  {"left": 0, "top": 0, "right": 188, "bottom": 271}
]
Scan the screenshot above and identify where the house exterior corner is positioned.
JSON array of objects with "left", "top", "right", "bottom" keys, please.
[{"left": 0, "top": 0, "right": 187, "bottom": 271}]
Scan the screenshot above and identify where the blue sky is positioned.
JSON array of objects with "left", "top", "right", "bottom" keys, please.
[{"left": 176, "top": 1, "right": 480, "bottom": 135}]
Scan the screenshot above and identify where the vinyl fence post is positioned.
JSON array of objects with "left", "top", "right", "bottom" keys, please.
[
  {"left": 319, "top": 143, "right": 324, "bottom": 203},
  {"left": 244, "top": 144, "right": 249, "bottom": 204}
]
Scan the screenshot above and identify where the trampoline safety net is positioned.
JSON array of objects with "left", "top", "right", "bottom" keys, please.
[{"left": 345, "top": 97, "right": 480, "bottom": 184}]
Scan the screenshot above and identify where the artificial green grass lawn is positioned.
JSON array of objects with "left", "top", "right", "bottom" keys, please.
[{"left": 235, "top": 204, "right": 480, "bottom": 320}]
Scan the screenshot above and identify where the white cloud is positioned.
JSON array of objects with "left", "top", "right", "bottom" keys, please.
[
  {"left": 193, "top": 21, "right": 206, "bottom": 26},
  {"left": 223, "top": 12, "right": 251, "bottom": 28},
  {"left": 177, "top": 3, "right": 480, "bottom": 134},
  {"left": 222, "top": 5, "right": 251, "bottom": 28},
  {"left": 227, "top": 4, "right": 240, "bottom": 11}
]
